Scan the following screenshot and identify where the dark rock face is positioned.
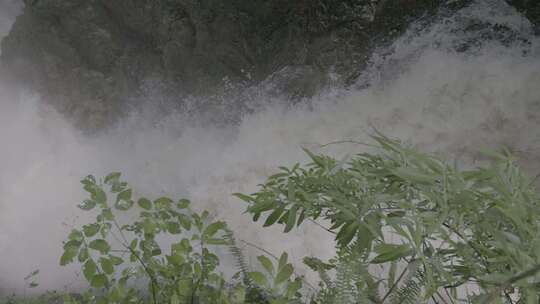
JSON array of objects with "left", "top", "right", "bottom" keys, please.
[
  {"left": 0, "top": 0, "right": 500, "bottom": 130},
  {"left": 506, "top": 0, "right": 540, "bottom": 33}
]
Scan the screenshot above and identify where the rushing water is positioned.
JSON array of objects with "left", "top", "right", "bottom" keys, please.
[
  {"left": 0, "top": 0, "right": 21, "bottom": 40},
  {"left": 1, "top": 0, "right": 539, "bottom": 295}
]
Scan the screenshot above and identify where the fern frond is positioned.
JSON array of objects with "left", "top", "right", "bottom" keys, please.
[
  {"left": 333, "top": 247, "right": 372, "bottom": 304},
  {"left": 223, "top": 229, "right": 251, "bottom": 286},
  {"left": 389, "top": 262, "right": 424, "bottom": 304}
]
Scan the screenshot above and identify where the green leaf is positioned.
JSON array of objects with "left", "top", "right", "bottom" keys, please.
[
  {"left": 83, "top": 224, "right": 100, "bottom": 237},
  {"left": 114, "top": 201, "right": 135, "bottom": 211},
  {"left": 478, "top": 149, "right": 508, "bottom": 161},
  {"left": 99, "top": 257, "right": 114, "bottom": 274},
  {"left": 296, "top": 209, "right": 306, "bottom": 227},
  {"left": 101, "top": 208, "right": 114, "bottom": 221},
  {"left": 287, "top": 180, "right": 296, "bottom": 202},
  {"left": 137, "top": 198, "right": 152, "bottom": 210},
  {"left": 60, "top": 246, "right": 78, "bottom": 266},
  {"left": 194, "top": 261, "right": 202, "bottom": 277},
  {"left": 154, "top": 197, "right": 173, "bottom": 209},
  {"left": 91, "top": 274, "right": 108, "bottom": 288},
  {"left": 233, "top": 193, "right": 253, "bottom": 203},
  {"left": 286, "top": 279, "right": 302, "bottom": 298},
  {"left": 93, "top": 187, "right": 107, "bottom": 205},
  {"left": 264, "top": 207, "right": 285, "bottom": 227},
  {"left": 275, "top": 264, "right": 294, "bottom": 285},
  {"left": 142, "top": 219, "right": 157, "bottom": 235},
  {"left": 78, "top": 200, "right": 97, "bottom": 210},
  {"left": 24, "top": 270, "right": 39, "bottom": 280},
  {"left": 68, "top": 229, "right": 83, "bottom": 242},
  {"left": 115, "top": 190, "right": 133, "bottom": 210},
  {"left": 278, "top": 252, "right": 288, "bottom": 271},
  {"left": 203, "top": 221, "right": 226, "bottom": 238},
  {"left": 83, "top": 259, "right": 97, "bottom": 282},
  {"left": 356, "top": 223, "right": 374, "bottom": 253},
  {"left": 302, "top": 148, "right": 325, "bottom": 168},
  {"left": 335, "top": 221, "right": 359, "bottom": 247},
  {"left": 249, "top": 200, "right": 276, "bottom": 215},
  {"left": 205, "top": 238, "right": 228, "bottom": 245},
  {"left": 257, "top": 255, "right": 274, "bottom": 275},
  {"left": 284, "top": 206, "right": 298, "bottom": 233},
  {"left": 388, "top": 261, "right": 397, "bottom": 288},
  {"left": 201, "top": 210, "right": 209, "bottom": 220},
  {"left": 303, "top": 257, "right": 334, "bottom": 272},
  {"left": 269, "top": 172, "right": 289, "bottom": 180},
  {"left": 81, "top": 175, "right": 96, "bottom": 186},
  {"left": 89, "top": 239, "right": 111, "bottom": 254},
  {"left": 371, "top": 244, "right": 413, "bottom": 264},
  {"left": 63, "top": 240, "right": 82, "bottom": 251},
  {"left": 104, "top": 172, "right": 121, "bottom": 184},
  {"left": 177, "top": 278, "right": 193, "bottom": 297},
  {"left": 248, "top": 272, "right": 268, "bottom": 286},
  {"left": 392, "top": 167, "right": 437, "bottom": 184},
  {"left": 177, "top": 199, "right": 190, "bottom": 209},
  {"left": 172, "top": 239, "right": 192, "bottom": 255},
  {"left": 78, "top": 247, "right": 89, "bottom": 263},
  {"left": 166, "top": 254, "right": 184, "bottom": 266},
  {"left": 178, "top": 214, "right": 192, "bottom": 230},
  {"left": 111, "top": 181, "right": 127, "bottom": 193},
  {"left": 109, "top": 255, "right": 123, "bottom": 265},
  {"left": 478, "top": 273, "right": 510, "bottom": 285},
  {"left": 167, "top": 222, "right": 182, "bottom": 234}
]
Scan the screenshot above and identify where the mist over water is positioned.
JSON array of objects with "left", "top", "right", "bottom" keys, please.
[
  {"left": 0, "top": 0, "right": 21, "bottom": 40},
  {"left": 1, "top": 0, "right": 540, "bottom": 294}
]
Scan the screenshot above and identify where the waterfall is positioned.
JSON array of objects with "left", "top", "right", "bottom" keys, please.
[{"left": 0, "top": 0, "right": 539, "bottom": 294}]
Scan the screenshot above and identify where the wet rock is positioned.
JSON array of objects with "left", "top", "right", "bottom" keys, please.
[
  {"left": 1, "top": 0, "right": 475, "bottom": 130},
  {"left": 506, "top": 0, "right": 540, "bottom": 33}
]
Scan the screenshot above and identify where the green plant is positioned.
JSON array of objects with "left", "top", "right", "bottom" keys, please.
[
  {"left": 60, "top": 172, "right": 306, "bottom": 304},
  {"left": 237, "top": 133, "right": 540, "bottom": 303},
  {"left": 247, "top": 252, "right": 303, "bottom": 304},
  {"left": 60, "top": 173, "right": 245, "bottom": 304},
  {"left": 0, "top": 291, "right": 63, "bottom": 304},
  {"left": 56, "top": 132, "right": 540, "bottom": 304}
]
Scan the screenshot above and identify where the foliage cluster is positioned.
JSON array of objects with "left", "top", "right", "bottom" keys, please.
[
  {"left": 57, "top": 172, "right": 301, "bottom": 304},
  {"left": 5, "top": 134, "right": 540, "bottom": 304},
  {"left": 238, "top": 134, "right": 540, "bottom": 303}
]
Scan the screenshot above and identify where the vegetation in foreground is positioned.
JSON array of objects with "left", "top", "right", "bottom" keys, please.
[{"left": 3, "top": 134, "right": 540, "bottom": 303}]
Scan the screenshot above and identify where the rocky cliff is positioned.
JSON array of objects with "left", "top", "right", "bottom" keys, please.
[
  {"left": 1, "top": 0, "right": 536, "bottom": 130},
  {"left": 507, "top": 0, "right": 540, "bottom": 33}
]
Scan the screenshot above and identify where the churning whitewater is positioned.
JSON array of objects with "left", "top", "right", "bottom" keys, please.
[{"left": 1, "top": 0, "right": 540, "bottom": 294}]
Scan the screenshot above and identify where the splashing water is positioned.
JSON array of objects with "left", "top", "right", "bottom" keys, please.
[
  {"left": 0, "top": 0, "right": 21, "bottom": 40},
  {"left": 1, "top": 0, "right": 540, "bottom": 294}
]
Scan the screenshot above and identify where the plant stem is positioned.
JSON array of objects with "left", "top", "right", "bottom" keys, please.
[
  {"left": 435, "top": 290, "right": 451, "bottom": 304},
  {"left": 442, "top": 222, "right": 490, "bottom": 270},
  {"left": 443, "top": 288, "right": 456, "bottom": 304},
  {"left": 308, "top": 219, "right": 336, "bottom": 234},
  {"left": 240, "top": 240, "right": 280, "bottom": 260},
  {"left": 111, "top": 220, "right": 158, "bottom": 304},
  {"left": 380, "top": 260, "right": 411, "bottom": 303}
]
